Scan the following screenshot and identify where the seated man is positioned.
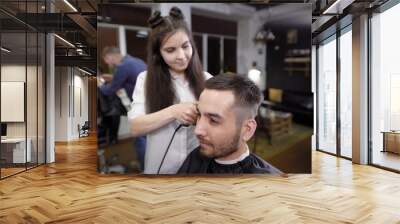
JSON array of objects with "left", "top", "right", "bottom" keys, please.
[{"left": 178, "top": 74, "right": 282, "bottom": 174}]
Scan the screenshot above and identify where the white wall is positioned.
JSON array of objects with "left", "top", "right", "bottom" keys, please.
[
  {"left": 54, "top": 67, "right": 89, "bottom": 141},
  {"left": 55, "top": 67, "right": 68, "bottom": 141},
  {"left": 2, "top": 63, "right": 46, "bottom": 165},
  {"left": 72, "top": 72, "right": 89, "bottom": 138},
  {"left": 1, "top": 65, "right": 43, "bottom": 136},
  {"left": 237, "top": 14, "right": 266, "bottom": 76},
  {"left": 1, "top": 66, "right": 26, "bottom": 134}
]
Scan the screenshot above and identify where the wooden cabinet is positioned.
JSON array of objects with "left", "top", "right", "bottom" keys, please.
[
  {"left": 382, "top": 131, "right": 400, "bottom": 154},
  {"left": 258, "top": 108, "right": 292, "bottom": 144}
]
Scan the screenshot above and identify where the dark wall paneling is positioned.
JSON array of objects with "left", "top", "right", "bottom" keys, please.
[
  {"left": 97, "top": 26, "right": 118, "bottom": 72},
  {"left": 125, "top": 30, "right": 148, "bottom": 62},
  {"left": 191, "top": 14, "right": 237, "bottom": 36},
  {"left": 207, "top": 36, "right": 221, "bottom": 76},
  {"left": 223, "top": 38, "right": 237, "bottom": 73},
  {"left": 98, "top": 4, "right": 151, "bottom": 27},
  {"left": 266, "top": 24, "right": 311, "bottom": 93}
]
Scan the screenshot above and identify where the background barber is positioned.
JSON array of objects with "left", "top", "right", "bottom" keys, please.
[{"left": 99, "top": 46, "right": 147, "bottom": 171}]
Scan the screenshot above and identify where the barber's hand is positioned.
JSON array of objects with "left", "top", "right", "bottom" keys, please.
[
  {"left": 170, "top": 102, "right": 198, "bottom": 125},
  {"left": 97, "top": 77, "right": 105, "bottom": 87},
  {"left": 101, "top": 73, "right": 113, "bottom": 82}
]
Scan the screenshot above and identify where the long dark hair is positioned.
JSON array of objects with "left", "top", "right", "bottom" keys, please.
[{"left": 145, "top": 7, "right": 205, "bottom": 114}]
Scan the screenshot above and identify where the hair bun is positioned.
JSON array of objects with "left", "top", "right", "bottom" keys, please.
[
  {"left": 148, "top": 10, "right": 163, "bottom": 28},
  {"left": 169, "top": 7, "right": 184, "bottom": 20}
]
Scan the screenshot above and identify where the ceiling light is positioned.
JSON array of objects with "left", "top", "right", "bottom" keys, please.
[
  {"left": 63, "top": 0, "right": 78, "bottom": 12},
  {"left": 254, "top": 29, "right": 275, "bottom": 44},
  {"left": 54, "top": 34, "right": 75, "bottom": 48},
  {"left": 266, "top": 29, "right": 275, "bottom": 41},
  {"left": 76, "top": 49, "right": 86, "bottom": 56},
  {"left": 136, "top": 30, "right": 148, "bottom": 38},
  {"left": 1, "top": 47, "right": 11, "bottom": 53}
]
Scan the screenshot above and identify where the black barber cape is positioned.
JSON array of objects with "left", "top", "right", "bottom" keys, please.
[{"left": 177, "top": 147, "right": 283, "bottom": 174}]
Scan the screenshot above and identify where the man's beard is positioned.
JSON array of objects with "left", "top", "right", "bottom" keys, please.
[{"left": 199, "top": 130, "right": 241, "bottom": 159}]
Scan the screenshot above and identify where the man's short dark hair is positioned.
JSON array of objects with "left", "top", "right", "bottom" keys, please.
[
  {"left": 102, "top": 46, "right": 121, "bottom": 58},
  {"left": 204, "top": 73, "right": 263, "bottom": 120}
]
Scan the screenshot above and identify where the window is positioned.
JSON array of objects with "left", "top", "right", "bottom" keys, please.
[
  {"left": 223, "top": 38, "right": 237, "bottom": 73},
  {"left": 339, "top": 27, "right": 352, "bottom": 158},
  {"left": 316, "top": 25, "right": 352, "bottom": 159},
  {"left": 207, "top": 36, "right": 221, "bottom": 75},
  {"left": 370, "top": 3, "right": 400, "bottom": 171},
  {"left": 317, "top": 35, "right": 337, "bottom": 154},
  {"left": 192, "top": 14, "right": 237, "bottom": 75}
]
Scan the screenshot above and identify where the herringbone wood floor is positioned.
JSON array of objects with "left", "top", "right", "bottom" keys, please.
[{"left": 1, "top": 135, "right": 400, "bottom": 223}]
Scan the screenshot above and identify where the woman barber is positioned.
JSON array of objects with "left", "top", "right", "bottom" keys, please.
[{"left": 128, "top": 7, "right": 212, "bottom": 174}]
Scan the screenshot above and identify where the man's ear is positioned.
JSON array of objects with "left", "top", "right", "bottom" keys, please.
[{"left": 241, "top": 118, "right": 257, "bottom": 142}]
